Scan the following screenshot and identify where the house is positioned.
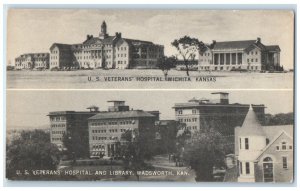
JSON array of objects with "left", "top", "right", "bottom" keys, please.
[{"left": 235, "top": 106, "right": 293, "bottom": 182}]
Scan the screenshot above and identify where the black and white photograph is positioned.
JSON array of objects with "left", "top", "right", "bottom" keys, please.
[
  {"left": 6, "top": 90, "right": 294, "bottom": 182},
  {"left": 3, "top": 6, "right": 295, "bottom": 186},
  {"left": 6, "top": 9, "right": 294, "bottom": 89}
]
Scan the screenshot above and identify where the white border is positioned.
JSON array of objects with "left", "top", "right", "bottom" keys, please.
[{"left": 1, "top": 0, "right": 299, "bottom": 190}]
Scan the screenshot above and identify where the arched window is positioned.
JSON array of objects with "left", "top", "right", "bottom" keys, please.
[{"left": 263, "top": 157, "right": 273, "bottom": 162}]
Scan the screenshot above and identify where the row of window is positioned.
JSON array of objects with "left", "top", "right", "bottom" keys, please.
[
  {"left": 52, "top": 137, "right": 62, "bottom": 141},
  {"left": 247, "top": 51, "right": 258, "bottom": 55},
  {"left": 52, "top": 131, "right": 65, "bottom": 135},
  {"left": 117, "top": 54, "right": 127, "bottom": 58},
  {"left": 247, "top": 58, "right": 259, "bottom": 63},
  {"left": 276, "top": 142, "right": 293, "bottom": 151},
  {"left": 91, "top": 128, "right": 128, "bottom": 134},
  {"left": 51, "top": 124, "right": 66, "bottom": 128},
  {"left": 180, "top": 126, "right": 197, "bottom": 130},
  {"left": 178, "top": 118, "right": 198, "bottom": 123},
  {"left": 177, "top": 109, "right": 198, "bottom": 115},
  {"left": 118, "top": 47, "right": 127, "bottom": 51},
  {"left": 90, "top": 120, "right": 135, "bottom": 126},
  {"left": 50, "top": 117, "right": 66, "bottom": 121},
  {"left": 92, "top": 136, "right": 118, "bottom": 141},
  {"left": 117, "top": 60, "right": 127, "bottom": 65}
]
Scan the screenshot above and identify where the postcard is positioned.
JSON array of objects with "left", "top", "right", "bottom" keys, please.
[{"left": 5, "top": 8, "right": 294, "bottom": 183}]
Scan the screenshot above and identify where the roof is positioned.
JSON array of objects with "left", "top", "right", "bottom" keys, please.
[
  {"left": 88, "top": 110, "right": 155, "bottom": 120},
  {"left": 47, "top": 111, "right": 98, "bottom": 116},
  {"left": 124, "top": 38, "right": 154, "bottom": 47},
  {"left": 262, "top": 125, "right": 293, "bottom": 140},
  {"left": 265, "top": 45, "right": 281, "bottom": 51},
  {"left": 238, "top": 107, "right": 266, "bottom": 136},
  {"left": 213, "top": 40, "right": 256, "bottom": 50},
  {"left": 82, "top": 37, "right": 103, "bottom": 45},
  {"left": 50, "top": 43, "right": 72, "bottom": 50}
]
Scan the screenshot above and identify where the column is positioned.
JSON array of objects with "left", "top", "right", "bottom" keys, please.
[
  {"left": 218, "top": 53, "right": 220, "bottom": 65},
  {"left": 230, "top": 53, "right": 232, "bottom": 65},
  {"left": 236, "top": 52, "right": 238, "bottom": 65}
]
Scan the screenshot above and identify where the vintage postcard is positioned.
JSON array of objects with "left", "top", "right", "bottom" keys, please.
[
  {"left": 5, "top": 8, "right": 294, "bottom": 183},
  {"left": 6, "top": 9, "right": 294, "bottom": 89}
]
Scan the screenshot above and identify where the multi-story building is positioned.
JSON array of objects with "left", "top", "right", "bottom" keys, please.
[
  {"left": 87, "top": 101, "right": 158, "bottom": 158},
  {"left": 173, "top": 92, "right": 265, "bottom": 153},
  {"left": 198, "top": 38, "right": 281, "bottom": 71},
  {"left": 49, "top": 21, "right": 164, "bottom": 70},
  {"left": 235, "top": 107, "right": 293, "bottom": 182},
  {"left": 15, "top": 53, "right": 49, "bottom": 70},
  {"left": 47, "top": 106, "right": 100, "bottom": 151}
]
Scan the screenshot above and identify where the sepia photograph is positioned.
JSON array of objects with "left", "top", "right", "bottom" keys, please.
[
  {"left": 4, "top": 5, "right": 295, "bottom": 186},
  {"left": 6, "top": 9, "right": 294, "bottom": 89},
  {"left": 6, "top": 90, "right": 294, "bottom": 182}
]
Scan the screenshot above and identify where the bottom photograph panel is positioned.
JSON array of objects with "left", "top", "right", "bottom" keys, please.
[{"left": 6, "top": 90, "right": 294, "bottom": 183}]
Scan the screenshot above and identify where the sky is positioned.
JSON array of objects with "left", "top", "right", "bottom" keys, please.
[
  {"left": 7, "top": 90, "right": 293, "bottom": 129},
  {"left": 6, "top": 9, "right": 294, "bottom": 69}
]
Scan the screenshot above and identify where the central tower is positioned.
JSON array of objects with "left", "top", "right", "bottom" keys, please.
[{"left": 99, "top": 21, "right": 108, "bottom": 39}]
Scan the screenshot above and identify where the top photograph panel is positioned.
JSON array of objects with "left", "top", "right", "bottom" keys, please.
[{"left": 6, "top": 9, "right": 294, "bottom": 89}]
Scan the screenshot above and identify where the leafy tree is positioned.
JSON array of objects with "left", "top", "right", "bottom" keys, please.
[
  {"left": 182, "top": 128, "right": 225, "bottom": 182},
  {"left": 157, "top": 56, "right": 177, "bottom": 79},
  {"left": 120, "top": 129, "right": 155, "bottom": 181},
  {"left": 62, "top": 131, "right": 89, "bottom": 160},
  {"left": 6, "top": 130, "right": 61, "bottom": 180},
  {"left": 265, "top": 112, "right": 294, "bottom": 126},
  {"left": 171, "top": 36, "right": 206, "bottom": 76}
]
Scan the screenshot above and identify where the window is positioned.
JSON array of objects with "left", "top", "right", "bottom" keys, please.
[
  {"left": 282, "top": 157, "right": 288, "bottom": 169},
  {"left": 266, "top": 138, "right": 270, "bottom": 145},
  {"left": 245, "top": 138, "right": 249, "bottom": 150},
  {"left": 178, "top": 110, "right": 183, "bottom": 115},
  {"left": 282, "top": 142, "right": 287, "bottom": 150},
  {"left": 245, "top": 162, "right": 250, "bottom": 174},
  {"left": 240, "top": 162, "right": 243, "bottom": 174},
  {"left": 192, "top": 109, "right": 197, "bottom": 114},
  {"left": 240, "top": 138, "right": 242, "bottom": 149}
]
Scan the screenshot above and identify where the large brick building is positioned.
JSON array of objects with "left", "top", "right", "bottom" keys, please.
[
  {"left": 49, "top": 21, "right": 164, "bottom": 70},
  {"left": 15, "top": 53, "right": 49, "bottom": 70},
  {"left": 198, "top": 38, "right": 281, "bottom": 71},
  {"left": 48, "top": 106, "right": 100, "bottom": 151},
  {"left": 87, "top": 101, "right": 158, "bottom": 158},
  {"left": 173, "top": 92, "right": 265, "bottom": 153},
  {"left": 235, "top": 107, "right": 293, "bottom": 182}
]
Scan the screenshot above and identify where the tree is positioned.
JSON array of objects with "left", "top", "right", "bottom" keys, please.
[
  {"left": 157, "top": 56, "right": 177, "bottom": 79},
  {"left": 6, "top": 130, "right": 61, "bottom": 180},
  {"left": 120, "top": 129, "right": 155, "bottom": 181},
  {"left": 265, "top": 112, "right": 294, "bottom": 126},
  {"left": 182, "top": 128, "right": 225, "bottom": 182},
  {"left": 62, "top": 131, "right": 89, "bottom": 160},
  {"left": 171, "top": 36, "right": 206, "bottom": 76}
]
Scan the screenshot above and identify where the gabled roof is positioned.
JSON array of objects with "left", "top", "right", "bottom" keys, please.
[
  {"left": 256, "top": 129, "right": 293, "bottom": 160},
  {"left": 213, "top": 40, "right": 256, "bottom": 50},
  {"left": 88, "top": 110, "right": 155, "bottom": 120}
]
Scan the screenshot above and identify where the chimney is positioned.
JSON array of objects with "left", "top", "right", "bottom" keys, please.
[
  {"left": 256, "top": 37, "right": 261, "bottom": 43},
  {"left": 211, "top": 92, "right": 229, "bottom": 105}
]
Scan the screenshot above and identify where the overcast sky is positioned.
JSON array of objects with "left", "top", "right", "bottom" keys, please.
[
  {"left": 7, "top": 9, "right": 294, "bottom": 69},
  {"left": 7, "top": 90, "right": 293, "bottom": 129}
]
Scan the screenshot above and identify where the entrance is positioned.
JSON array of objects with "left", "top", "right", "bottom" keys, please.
[{"left": 263, "top": 157, "right": 274, "bottom": 182}]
